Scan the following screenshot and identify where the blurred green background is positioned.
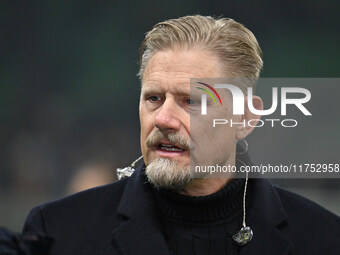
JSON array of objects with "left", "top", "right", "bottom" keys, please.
[{"left": 0, "top": 0, "right": 339, "bottom": 231}]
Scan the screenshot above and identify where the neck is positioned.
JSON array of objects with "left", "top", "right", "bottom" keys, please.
[
  {"left": 179, "top": 177, "right": 233, "bottom": 196},
  {"left": 180, "top": 155, "right": 236, "bottom": 196}
]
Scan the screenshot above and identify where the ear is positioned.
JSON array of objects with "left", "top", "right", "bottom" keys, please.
[{"left": 236, "top": 96, "right": 263, "bottom": 139}]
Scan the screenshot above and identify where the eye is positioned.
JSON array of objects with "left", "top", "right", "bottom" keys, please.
[
  {"left": 186, "top": 97, "right": 201, "bottom": 107},
  {"left": 186, "top": 98, "right": 196, "bottom": 105},
  {"left": 148, "top": 95, "right": 160, "bottom": 102}
]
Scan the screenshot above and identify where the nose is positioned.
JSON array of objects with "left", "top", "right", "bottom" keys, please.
[{"left": 154, "top": 99, "right": 181, "bottom": 131}]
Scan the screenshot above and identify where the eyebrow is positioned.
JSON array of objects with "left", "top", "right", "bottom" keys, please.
[
  {"left": 141, "top": 84, "right": 191, "bottom": 96},
  {"left": 140, "top": 86, "right": 163, "bottom": 95}
]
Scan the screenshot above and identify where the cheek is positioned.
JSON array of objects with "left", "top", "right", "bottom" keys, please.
[{"left": 140, "top": 113, "right": 155, "bottom": 142}]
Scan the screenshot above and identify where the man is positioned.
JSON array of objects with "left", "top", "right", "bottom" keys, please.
[{"left": 23, "top": 15, "right": 340, "bottom": 255}]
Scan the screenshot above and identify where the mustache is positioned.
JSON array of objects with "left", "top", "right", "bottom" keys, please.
[{"left": 146, "top": 130, "right": 190, "bottom": 151}]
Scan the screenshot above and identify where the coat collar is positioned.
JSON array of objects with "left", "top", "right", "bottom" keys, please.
[
  {"left": 112, "top": 163, "right": 293, "bottom": 255},
  {"left": 112, "top": 164, "right": 169, "bottom": 255}
]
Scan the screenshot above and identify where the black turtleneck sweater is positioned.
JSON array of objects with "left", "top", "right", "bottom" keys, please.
[{"left": 152, "top": 178, "right": 248, "bottom": 255}]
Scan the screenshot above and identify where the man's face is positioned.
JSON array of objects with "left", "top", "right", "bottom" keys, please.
[{"left": 139, "top": 49, "right": 240, "bottom": 189}]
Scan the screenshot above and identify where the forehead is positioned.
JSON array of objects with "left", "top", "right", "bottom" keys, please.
[{"left": 141, "top": 49, "right": 223, "bottom": 90}]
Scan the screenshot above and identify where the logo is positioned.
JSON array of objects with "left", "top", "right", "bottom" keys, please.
[
  {"left": 195, "top": 82, "right": 222, "bottom": 115},
  {"left": 194, "top": 81, "right": 312, "bottom": 128},
  {"left": 197, "top": 83, "right": 312, "bottom": 116}
]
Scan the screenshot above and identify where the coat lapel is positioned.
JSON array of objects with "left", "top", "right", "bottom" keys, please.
[
  {"left": 239, "top": 178, "right": 293, "bottom": 255},
  {"left": 112, "top": 163, "right": 293, "bottom": 255},
  {"left": 111, "top": 165, "right": 169, "bottom": 255}
]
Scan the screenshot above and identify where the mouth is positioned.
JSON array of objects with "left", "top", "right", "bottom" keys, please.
[
  {"left": 157, "top": 143, "right": 185, "bottom": 152},
  {"left": 152, "top": 140, "right": 188, "bottom": 158}
]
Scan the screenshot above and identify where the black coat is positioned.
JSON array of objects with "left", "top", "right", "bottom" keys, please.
[{"left": 23, "top": 164, "right": 340, "bottom": 255}]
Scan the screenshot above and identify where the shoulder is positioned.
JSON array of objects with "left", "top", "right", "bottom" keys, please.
[
  {"left": 23, "top": 178, "right": 129, "bottom": 234},
  {"left": 274, "top": 185, "right": 340, "bottom": 241},
  {"left": 275, "top": 185, "right": 340, "bottom": 222},
  {"left": 43, "top": 178, "right": 128, "bottom": 213}
]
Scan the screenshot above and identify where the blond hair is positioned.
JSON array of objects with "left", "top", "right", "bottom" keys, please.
[{"left": 138, "top": 15, "right": 263, "bottom": 88}]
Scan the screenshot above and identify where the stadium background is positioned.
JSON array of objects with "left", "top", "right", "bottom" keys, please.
[{"left": 1, "top": 0, "right": 339, "bottom": 231}]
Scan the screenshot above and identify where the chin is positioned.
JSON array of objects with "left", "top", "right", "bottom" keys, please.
[{"left": 145, "top": 157, "right": 192, "bottom": 191}]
